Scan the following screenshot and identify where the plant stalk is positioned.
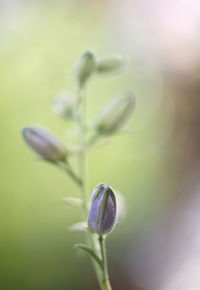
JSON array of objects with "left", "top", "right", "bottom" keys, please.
[
  {"left": 78, "top": 88, "right": 110, "bottom": 290},
  {"left": 78, "top": 88, "right": 87, "bottom": 212},
  {"left": 54, "top": 161, "right": 82, "bottom": 186},
  {"left": 60, "top": 162, "right": 83, "bottom": 186},
  {"left": 99, "top": 236, "right": 112, "bottom": 290}
]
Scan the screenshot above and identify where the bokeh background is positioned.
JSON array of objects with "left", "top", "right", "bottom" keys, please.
[{"left": 1, "top": 0, "right": 200, "bottom": 289}]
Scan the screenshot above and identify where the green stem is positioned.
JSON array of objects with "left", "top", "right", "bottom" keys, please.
[
  {"left": 78, "top": 88, "right": 87, "bottom": 212},
  {"left": 78, "top": 88, "right": 108, "bottom": 289},
  {"left": 99, "top": 236, "right": 112, "bottom": 290},
  {"left": 55, "top": 162, "right": 82, "bottom": 187},
  {"left": 63, "top": 164, "right": 83, "bottom": 186},
  {"left": 87, "top": 133, "right": 100, "bottom": 147}
]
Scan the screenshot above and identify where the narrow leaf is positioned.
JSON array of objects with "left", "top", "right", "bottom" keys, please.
[
  {"left": 69, "top": 222, "right": 88, "bottom": 232},
  {"left": 63, "top": 197, "right": 83, "bottom": 208},
  {"left": 74, "top": 243, "right": 103, "bottom": 270}
]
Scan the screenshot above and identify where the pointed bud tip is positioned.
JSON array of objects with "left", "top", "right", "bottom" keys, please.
[
  {"left": 83, "top": 50, "right": 94, "bottom": 58},
  {"left": 75, "top": 51, "right": 96, "bottom": 88},
  {"left": 22, "top": 126, "right": 32, "bottom": 137}
]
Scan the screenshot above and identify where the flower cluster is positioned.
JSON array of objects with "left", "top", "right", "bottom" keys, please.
[{"left": 22, "top": 51, "right": 136, "bottom": 290}]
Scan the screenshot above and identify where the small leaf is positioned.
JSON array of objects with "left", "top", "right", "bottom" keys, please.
[
  {"left": 69, "top": 222, "right": 88, "bottom": 232},
  {"left": 63, "top": 197, "right": 83, "bottom": 208},
  {"left": 74, "top": 243, "right": 103, "bottom": 270}
]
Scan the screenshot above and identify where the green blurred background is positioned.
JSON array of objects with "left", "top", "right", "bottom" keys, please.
[{"left": 1, "top": 1, "right": 199, "bottom": 289}]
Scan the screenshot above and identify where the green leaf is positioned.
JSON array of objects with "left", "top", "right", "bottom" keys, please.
[
  {"left": 69, "top": 222, "right": 87, "bottom": 232},
  {"left": 74, "top": 243, "right": 103, "bottom": 270},
  {"left": 63, "top": 197, "right": 83, "bottom": 208}
]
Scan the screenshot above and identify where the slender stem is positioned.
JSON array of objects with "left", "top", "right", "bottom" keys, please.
[
  {"left": 77, "top": 88, "right": 108, "bottom": 289},
  {"left": 99, "top": 236, "right": 112, "bottom": 290},
  {"left": 78, "top": 88, "right": 87, "bottom": 212},
  {"left": 87, "top": 133, "right": 100, "bottom": 147},
  {"left": 54, "top": 161, "right": 82, "bottom": 186},
  {"left": 61, "top": 162, "right": 83, "bottom": 186}
]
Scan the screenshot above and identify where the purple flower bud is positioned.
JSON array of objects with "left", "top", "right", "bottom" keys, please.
[
  {"left": 88, "top": 184, "right": 117, "bottom": 235},
  {"left": 22, "top": 127, "right": 66, "bottom": 162}
]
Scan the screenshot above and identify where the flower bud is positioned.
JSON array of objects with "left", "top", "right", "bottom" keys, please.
[
  {"left": 52, "top": 92, "right": 77, "bottom": 120},
  {"left": 95, "top": 91, "right": 136, "bottom": 134},
  {"left": 97, "top": 57, "right": 124, "bottom": 74},
  {"left": 75, "top": 51, "right": 96, "bottom": 88},
  {"left": 22, "top": 127, "right": 66, "bottom": 162},
  {"left": 88, "top": 184, "right": 117, "bottom": 235}
]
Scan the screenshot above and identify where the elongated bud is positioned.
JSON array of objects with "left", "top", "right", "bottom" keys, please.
[
  {"left": 75, "top": 51, "right": 96, "bottom": 88},
  {"left": 52, "top": 92, "right": 77, "bottom": 120},
  {"left": 95, "top": 91, "right": 136, "bottom": 134},
  {"left": 97, "top": 57, "right": 124, "bottom": 74},
  {"left": 22, "top": 127, "right": 66, "bottom": 162},
  {"left": 88, "top": 184, "right": 117, "bottom": 235}
]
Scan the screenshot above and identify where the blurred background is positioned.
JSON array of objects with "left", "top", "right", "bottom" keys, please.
[{"left": 1, "top": 0, "right": 200, "bottom": 289}]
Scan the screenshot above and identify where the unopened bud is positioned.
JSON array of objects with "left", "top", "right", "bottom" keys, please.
[
  {"left": 75, "top": 51, "right": 96, "bottom": 88},
  {"left": 52, "top": 92, "right": 77, "bottom": 120},
  {"left": 95, "top": 91, "right": 136, "bottom": 134},
  {"left": 88, "top": 184, "right": 117, "bottom": 235},
  {"left": 22, "top": 127, "right": 66, "bottom": 162},
  {"left": 97, "top": 57, "right": 124, "bottom": 74}
]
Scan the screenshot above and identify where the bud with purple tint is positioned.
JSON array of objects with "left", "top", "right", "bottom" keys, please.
[
  {"left": 88, "top": 184, "right": 117, "bottom": 236},
  {"left": 22, "top": 126, "right": 67, "bottom": 162}
]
